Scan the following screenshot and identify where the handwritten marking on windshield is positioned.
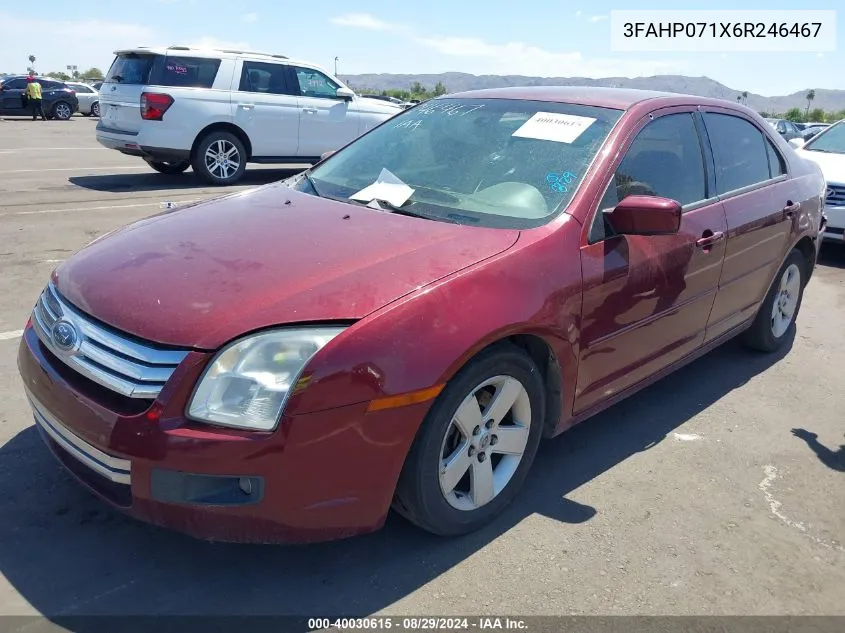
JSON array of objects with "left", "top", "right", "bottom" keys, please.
[
  {"left": 546, "top": 171, "right": 578, "bottom": 193},
  {"left": 416, "top": 103, "right": 486, "bottom": 117},
  {"left": 394, "top": 119, "right": 423, "bottom": 131}
]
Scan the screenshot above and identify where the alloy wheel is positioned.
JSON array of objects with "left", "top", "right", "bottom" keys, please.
[
  {"left": 204, "top": 140, "right": 241, "bottom": 180},
  {"left": 438, "top": 375, "right": 532, "bottom": 511},
  {"left": 771, "top": 263, "right": 801, "bottom": 338}
]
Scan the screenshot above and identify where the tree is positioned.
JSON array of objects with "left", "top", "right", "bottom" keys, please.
[
  {"left": 433, "top": 81, "right": 447, "bottom": 96},
  {"left": 804, "top": 89, "right": 815, "bottom": 117},
  {"left": 742, "top": 91, "right": 748, "bottom": 105},
  {"left": 784, "top": 107, "right": 803, "bottom": 122},
  {"left": 47, "top": 71, "right": 71, "bottom": 81},
  {"left": 81, "top": 67, "right": 104, "bottom": 80},
  {"left": 736, "top": 95, "right": 742, "bottom": 102},
  {"left": 410, "top": 81, "right": 424, "bottom": 95},
  {"left": 759, "top": 111, "right": 771, "bottom": 118},
  {"left": 808, "top": 108, "right": 825, "bottom": 123}
]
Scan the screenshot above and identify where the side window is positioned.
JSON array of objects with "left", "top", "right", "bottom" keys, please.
[
  {"left": 5, "top": 79, "right": 27, "bottom": 89},
  {"left": 157, "top": 57, "right": 221, "bottom": 89},
  {"left": 238, "top": 61, "right": 292, "bottom": 95},
  {"left": 704, "top": 113, "right": 771, "bottom": 194},
  {"left": 777, "top": 121, "right": 786, "bottom": 134},
  {"left": 766, "top": 139, "right": 786, "bottom": 178},
  {"left": 294, "top": 67, "right": 339, "bottom": 99},
  {"left": 588, "top": 113, "right": 707, "bottom": 243}
]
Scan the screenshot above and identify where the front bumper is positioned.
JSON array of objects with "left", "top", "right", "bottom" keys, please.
[
  {"left": 18, "top": 325, "right": 427, "bottom": 543},
  {"left": 821, "top": 204, "right": 845, "bottom": 243}
]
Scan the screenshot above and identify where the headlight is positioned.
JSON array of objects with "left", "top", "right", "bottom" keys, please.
[{"left": 187, "top": 327, "right": 345, "bottom": 431}]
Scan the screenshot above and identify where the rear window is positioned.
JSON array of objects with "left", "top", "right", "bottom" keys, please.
[
  {"left": 105, "top": 53, "right": 156, "bottom": 85},
  {"left": 104, "top": 53, "right": 220, "bottom": 88}
]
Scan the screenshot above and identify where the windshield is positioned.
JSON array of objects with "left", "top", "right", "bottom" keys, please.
[
  {"left": 300, "top": 98, "right": 623, "bottom": 228},
  {"left": 803, "top": 121, "right": 845, "bottom": 154}
]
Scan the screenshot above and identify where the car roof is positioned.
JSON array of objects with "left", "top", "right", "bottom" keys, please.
[
  {"left": 111, "top": 46, "right": 333, "bottom": 77},
  {"left": 443, "top": 86, "right": 738, "bottom": 110}
]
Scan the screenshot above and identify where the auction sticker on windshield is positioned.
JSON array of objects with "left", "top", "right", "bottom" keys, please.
[{"left": 512, "top": 112, "right": 597, "bottom": 143}]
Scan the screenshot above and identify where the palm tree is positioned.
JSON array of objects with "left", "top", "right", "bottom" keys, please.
[
  {"left": 28, "top": 54, "right": 36, "bottom": 74},
  {"left": 737, "top": 95, "right": 742, "bottom": 102},
  {"left": 742, "top": 91, "right": 748, "bottom": 105},
  {"left": 805, "top": 89, "right": 815, "bottom": 118}
]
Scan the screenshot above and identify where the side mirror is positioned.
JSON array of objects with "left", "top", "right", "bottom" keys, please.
[
  {"left": 336, "top": 87, "right": 354, "bottom": 101},
  {"left": 788, "top": 137, "right": 805, "bottom": 149},
  {"left": 609, "top": 195, "right": 682, "bottom": 236}
]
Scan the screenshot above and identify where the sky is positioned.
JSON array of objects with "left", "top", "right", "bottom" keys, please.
[{"left": 1, "top": 0, "right": 842, "bottom": 96}]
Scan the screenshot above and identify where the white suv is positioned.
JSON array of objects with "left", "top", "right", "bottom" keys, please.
[{"left": 96, "top": 46, "right": 403, "bottom": 185}]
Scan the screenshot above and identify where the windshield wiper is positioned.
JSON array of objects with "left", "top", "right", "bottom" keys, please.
[
  {"left": 345, "top": 196, "right": 447, "bottom": 221},
  {"left": 302, "top": 171, "right": 323, "bottom": 197}
]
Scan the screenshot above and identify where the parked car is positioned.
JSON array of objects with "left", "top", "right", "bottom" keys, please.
[
  {"left": 66, "top": 81, "right": 100, "bottom": 117},
  {"left": 790, "top": 120, "right": 845, "bottom": 243},
  {"left": 799, "top": 124, "right": 829, "bottom": 141},
  {"left": 91, "top": 81, "right": 103, "bottom": 91},
  {"left": 95, "top": 46, "right": 404, "bottom": 185},
  {"left": 764, "top": 118, "right": 803, "bottom": 141},
  {"left": 363, "top": 94, "right": 414, "bottom": 109},
  {"left": 0, "top": 76, "right": 78, "bottom": 120},
  {"left": 19, "top": 87, "right": 825, "bottom": 543}
]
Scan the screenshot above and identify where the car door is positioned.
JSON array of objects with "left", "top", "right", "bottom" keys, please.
[
  {"left": 0, "top": 78, "right": 27, "bottom": 114},
  {"left": 232, "top": 60, "right": 300, "bottom": 159},
  {"left": 290, "top": 65, "right": 361, "bottom": 159},
  {"left": 699, "top": 109, "right": 795, "bottom": 342},
  {"left": 575, "top": 109, "right": 728, "bottom": 413}
]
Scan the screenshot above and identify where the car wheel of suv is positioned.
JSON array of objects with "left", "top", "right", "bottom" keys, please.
[
  {"left": 91, "top": 101, "right": 100, "bottom": 118},
  {"left": 393, "top": 344, "right": 545, "bottom": 536},
  {"left": 146, "top": 160, "right": 190, "bottom": 175},
  {"left": 192, "top": 132, "right": 247, "bottom": 186},
  {"left": 742, "top": 248, "right": 806, "bottom": 353},
  {"left": 52, "top": 101, "right": 73, "bottom": 121}
]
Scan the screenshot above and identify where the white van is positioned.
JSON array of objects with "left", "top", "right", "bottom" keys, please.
[{"left": 96, "top": 46, "right": 403, "bottom": 185}]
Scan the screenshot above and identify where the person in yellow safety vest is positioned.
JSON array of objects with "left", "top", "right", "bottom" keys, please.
[{"left": 25, "top": 77, "right": 46, "bottom": 121}]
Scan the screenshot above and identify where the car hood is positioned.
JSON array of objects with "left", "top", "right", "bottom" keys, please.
[
  {"left": 795, "top": 149, "right": 845, "bottom": 183},
  {"left": 53, "top": 184, "right": 519, "bottom": 349}
]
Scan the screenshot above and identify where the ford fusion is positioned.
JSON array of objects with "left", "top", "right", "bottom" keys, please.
[{"left": 18, "top": 87, "right": 824, "bottom": 543}]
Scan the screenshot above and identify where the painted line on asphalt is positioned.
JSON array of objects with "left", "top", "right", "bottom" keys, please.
[
  {"left": 5, "top": 166, "right": 149, "bottom": 173},
  {"left": 0, "top": 329, "right": 24, "bottom": 341},
  {"left": 2, "top": 199, "right": 202, "bottom": 217},
  {"left": 0, "top": 148, "right": 109, "bottom": 153}
]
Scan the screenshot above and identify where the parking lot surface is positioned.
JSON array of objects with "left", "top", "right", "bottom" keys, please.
[{"left": 0, "top": 118, "right": 843, "bottom": 620}]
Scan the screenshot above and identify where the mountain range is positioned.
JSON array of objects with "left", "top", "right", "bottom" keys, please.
[{"left": 342, "top": 73, "right": 845, "bottom": 114}]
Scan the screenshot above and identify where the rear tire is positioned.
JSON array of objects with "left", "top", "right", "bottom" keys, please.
[
  {"left": 393, "top": 344, "right": 545, "bottom": 536},
  {"left": 741, "top": 248, "right": 806, "bottom": 352},
  {"left": 52, "top": 101, "right": 73, "bottom": 121},
  {"left": 91, "top": 101, "right": 100, "bottom": 118},
  {"left": 146, "top": 159, "right": 190, "bottom": 175},
  {"left": 191, "top": 131, "right": 247, "bottom": 186}
]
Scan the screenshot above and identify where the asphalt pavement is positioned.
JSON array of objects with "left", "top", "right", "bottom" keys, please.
[{"left": 0, "top": 117, "right": 843, "bottom": 624}]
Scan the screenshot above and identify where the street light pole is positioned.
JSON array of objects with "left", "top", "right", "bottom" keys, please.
[{"left": 334, "top": 57, "right": 339, "bottom": 76}]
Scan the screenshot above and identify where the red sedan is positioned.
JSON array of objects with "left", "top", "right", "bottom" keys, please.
[{"left": 17, "top": 87, "right": 826, "bottom": 543}]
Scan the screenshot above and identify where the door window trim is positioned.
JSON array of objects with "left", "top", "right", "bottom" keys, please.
[
  {"left": 698, "top": 107, "right": 791, "bottom": 201},
  {"left": 583, "top": 106, "right": 719, "bottom": 245}
]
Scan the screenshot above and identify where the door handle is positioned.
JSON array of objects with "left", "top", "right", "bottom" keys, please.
[
  {"left": 696, "top": 230, "right": 725, "bottom": 249},
  {"left": 238, "top": 103, "right": 254, "bottom": 110},
  {"left": 783, "top": 200, "right": 800, "bottom": 217},
  {"left": 302, "top": 107, "right": 318, "bottom": 114}
]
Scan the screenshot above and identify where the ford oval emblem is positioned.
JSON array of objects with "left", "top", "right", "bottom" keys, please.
[
  {"left": 52, "top": 320, "right": 79, "bottom": 352},
  {"left": 826, "top": 187, "right": 834, "bottom": 200}
]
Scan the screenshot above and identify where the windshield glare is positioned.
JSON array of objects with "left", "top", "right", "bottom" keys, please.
[
  {"left": 303, "top": 98, "right": 623, "bottom": 228},
  {"left": 804, "top": 121, "right": 845, "bottom": 154}
]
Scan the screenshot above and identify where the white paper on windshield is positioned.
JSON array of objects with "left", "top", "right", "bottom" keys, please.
[
  {"left": 511, "top": 112, "right": 596, "bottom": 144},
  {"left": 350, "top": 168, "right": 415, "bottom": 208}
]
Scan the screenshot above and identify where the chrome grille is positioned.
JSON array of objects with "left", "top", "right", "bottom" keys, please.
[
  {"left": 826, "top": 182, "right": 845, "bottom": 207},
  {"left": 31, "top": 282, "right": 189, "bottom": 399}
]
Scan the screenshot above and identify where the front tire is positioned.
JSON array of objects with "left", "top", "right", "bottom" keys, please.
[
  {"left": 91, "top": 101, "right": 100, "bottom": 118},
  {"left": 52, "top": 101, "right": 73, "bottom": 121},
  {"left": 191, "top": 132, "right": 247, "bottom": 185},
  {"left": 394, "top": 344, "right": 545, "bottom": 536},
  {"left": 742, "top": 248, "right": 806, "bottom": 352},
  {"left": 145, "top": 159, "right": 190, "bottom": 175}
]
